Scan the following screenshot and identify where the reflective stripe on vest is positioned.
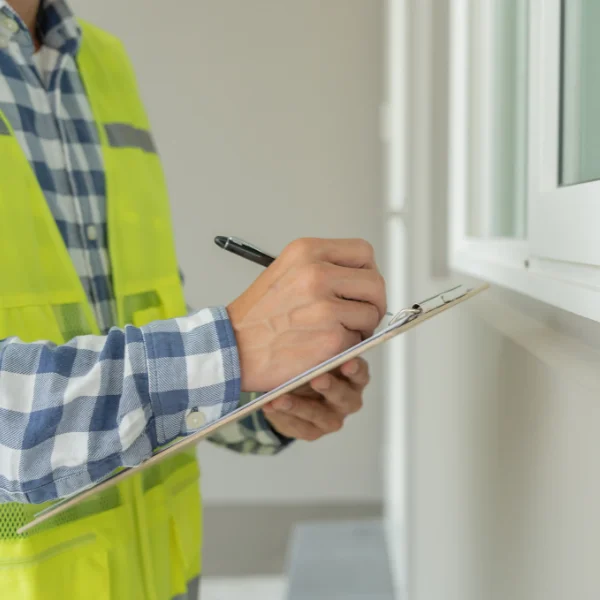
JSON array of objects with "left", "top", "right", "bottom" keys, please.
[
  {"left": 105, "top": 122, "right": 157, "bottom": 152},
  {"left": 0, "top": 20, "right": 201, "bottom": 600}
]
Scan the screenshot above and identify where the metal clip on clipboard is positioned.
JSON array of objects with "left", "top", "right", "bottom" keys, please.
[{"left": 388, "top": 283, "right": 473, "bottom": 326}]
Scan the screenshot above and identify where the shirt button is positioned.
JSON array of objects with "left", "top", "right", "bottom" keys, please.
[
  {"left": 86, "top": 225, "right": 98, "bottom": 241},
  {"left": 186, "top": 411, "right": 206, "bottom": 430},
  {"left": 2, "top": 17, "right": 19, "bottom": 33}
]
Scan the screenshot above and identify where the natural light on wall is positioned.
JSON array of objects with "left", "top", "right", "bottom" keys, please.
[{"left": 449, "top": 0, "right": 600, "bottom": 324}]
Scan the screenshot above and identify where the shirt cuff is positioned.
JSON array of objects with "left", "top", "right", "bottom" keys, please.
[
  {"left": 261, "top": 412, "right": 295, "bottom": 447},
  {"left": 239, "top": 392, "right": 294, "bottom": 446},
  {"left": 140, "top": 306, "right": 241, "bottom": 445}
]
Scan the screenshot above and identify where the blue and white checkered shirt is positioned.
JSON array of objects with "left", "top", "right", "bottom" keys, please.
[{"left": 0, "top": 0, "right": 287, "bottom": 504}]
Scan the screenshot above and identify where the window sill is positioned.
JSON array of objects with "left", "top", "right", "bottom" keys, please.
[{"left": 451, "top": 245, "right": 600, "bottom": 324}]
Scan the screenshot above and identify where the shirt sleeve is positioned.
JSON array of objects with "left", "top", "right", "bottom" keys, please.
[
  {"left": 0, "top": 307, "right": 240, "bottom": 504},
  {"left": 206, "top": 392, "right": 294, "bottom": 455}
]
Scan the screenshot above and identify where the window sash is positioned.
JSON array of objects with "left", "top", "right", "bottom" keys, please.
[
  {"left": 449, "top": 0, "right": 600, "bottom": 323},
  {"left": 529, "top": 0, "right": 600, "bottom": 266}
]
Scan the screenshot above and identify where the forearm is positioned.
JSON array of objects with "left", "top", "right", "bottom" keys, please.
[{"left": 0, "top": 307, "right": 240, "bottom": 503}]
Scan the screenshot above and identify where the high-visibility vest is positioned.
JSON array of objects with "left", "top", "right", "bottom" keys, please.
[{"left": 0, "top": 21, "right": 202, "bottom": 600}]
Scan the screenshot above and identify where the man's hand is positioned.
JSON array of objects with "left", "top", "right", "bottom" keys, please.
[
  {"left": 227, "top": 238, "right": 386, "bottom": 392},
  {"left": 262, "top": 358, "right": 369, "bottom": 441}
]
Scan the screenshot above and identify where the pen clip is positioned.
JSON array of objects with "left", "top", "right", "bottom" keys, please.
[{"left": 227, "top": 236, "right": 274, "bottom": 259}]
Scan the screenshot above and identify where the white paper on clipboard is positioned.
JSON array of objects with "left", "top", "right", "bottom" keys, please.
[{"left": 18, "top": 282, "right": 488, "bottom": 534}]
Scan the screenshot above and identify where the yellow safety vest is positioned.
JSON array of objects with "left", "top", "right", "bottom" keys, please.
[{"left": 0, "top": 21, "right": 202, "bottom": 600}]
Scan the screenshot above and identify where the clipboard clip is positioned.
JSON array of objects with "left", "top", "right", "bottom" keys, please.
[
  {"left": 411, "top": 284, "right": 471, "bottom": 315},
  {"left": 388, "top": 284, "right": 471, "bottom": 326},
  {"left": 388, "top": 307, "right": 421, "bottom": 326}
]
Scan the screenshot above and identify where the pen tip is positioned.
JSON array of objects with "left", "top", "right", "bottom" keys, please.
[{"left": 214, "top": 236, "right": 227, "bottom": 248}]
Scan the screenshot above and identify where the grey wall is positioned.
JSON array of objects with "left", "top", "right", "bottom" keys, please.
[
  {"left": 71, "top": 0, "right": 385, "bottom": 505},
  {"left": 391, "top": 1, "right": 600, "bottom": 599}
]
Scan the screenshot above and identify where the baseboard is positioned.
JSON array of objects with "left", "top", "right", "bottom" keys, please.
[{"left": 202, "top": 503, "right": 383, "bottom": 576}]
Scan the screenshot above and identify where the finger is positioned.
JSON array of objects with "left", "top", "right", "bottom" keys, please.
[
  {"left": 327, "top": 264, "right": 387, "bottom": 320},
  {"left": 339, "top": 358, "right": 370, "bottom": 390},
  {"left": 262, "top": 401, "right": 278, "bottom": 414},
  {"left": 310, "top": 373, "right": 362, "bottom": 415},
  {"left": 313, "top": 238, "right": 377, "bottom": 269},
  {"left": 331, "top": 300, "right": 380, "bottom": 339},
  {"left": 265, "top": 412, "right": 324, "bottom": 442},
  {"left": 292, "top": 301, "right": 374, "bottom": 342},
  {"left": 270, "top": 395, "right": 344, "bottom": 433}
]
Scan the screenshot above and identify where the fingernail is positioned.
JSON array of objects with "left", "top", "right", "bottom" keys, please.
[
  {"left": 346, "top": 362, "right": 359, "bottom": 375},
  {"left": 313, "top": 376, "right": 331, "bottom": 391},
  {"left": 277, "top": 398, "right": 293, "bottom": 411}
]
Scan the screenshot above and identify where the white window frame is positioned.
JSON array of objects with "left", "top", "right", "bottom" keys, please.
[{"left": 449, "top": 0, "right": 600, "bottom": 323}]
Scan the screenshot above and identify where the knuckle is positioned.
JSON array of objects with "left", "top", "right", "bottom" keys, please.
[
  {"left": 366, "top": 303, "right": 380, "bottom": 329},
  {"left": 286, "top": 238, "right": 315, "bottom": 260},
  {"left": 357, "top": 238, "right": 375, "bottom": 259},
  {"left": 299, "top": 263, "right": 328, "bottom": 295},
  {"left": 306, "top": 403, "right": 320, "bottom": 424},
  {"left": 372, "top": 273, "right": 387, "bottom": 315},
  {"left": 371, "top": 269, "right": 385, "bottom": 291},
  {"left": 356, "top": 357, "right": 370, "bottom": 376},
  {"left": 379, "top": 275, "right": 388, "bottom": 304},
  {"left": 306, "top": 429, "right": 321, "bottom": 441},
  {"left": 331, "top": 418, "right": 344, "bottom": 432}
]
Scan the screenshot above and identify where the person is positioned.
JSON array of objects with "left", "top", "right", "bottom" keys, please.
[{"left": 0, "top": 1, "right": 387, "bottom": 598}]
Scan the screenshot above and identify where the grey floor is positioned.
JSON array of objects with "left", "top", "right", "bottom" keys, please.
[
  {"left": 286, "top": 520, "right": 395, "bottom": 600},
  {"left": 201, "top": 577, "right": 287, "bottom": 600}
]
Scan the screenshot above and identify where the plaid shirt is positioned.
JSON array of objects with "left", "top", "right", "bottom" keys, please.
[{"left": 0, "top": 0, "right": 287, "bottom": 505}]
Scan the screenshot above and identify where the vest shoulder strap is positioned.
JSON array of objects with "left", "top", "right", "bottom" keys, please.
[{"left": 77, "top": 20, "right": 150, "bottom": 132}]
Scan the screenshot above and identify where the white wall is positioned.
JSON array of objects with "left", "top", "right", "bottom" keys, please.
[
  {"left": 71, "top": 0, "right": 385, "bottom": 504},
  {"left": 385, "top": 1, "right": 600, "bottom": 599}
]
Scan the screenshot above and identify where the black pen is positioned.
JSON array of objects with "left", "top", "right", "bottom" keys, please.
[{"left": 214, "top": 235, "right": 276, "bottom": 268}]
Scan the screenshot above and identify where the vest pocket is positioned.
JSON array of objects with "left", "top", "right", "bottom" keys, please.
[
  {"left": 169, "top": 463, "right": 202, "bottom": 588},
  {"left": 0, "top": 499, "right": 147, "bottom": 600},
  {"left": 0, "top": 533, "right": 110, "bottom": 600},
  {"left": 132, "top": 305, "right": 163, "bottom": 327},
  {"left": 0, "top": 304, "right": 65, "bottom": 344},
  {"left": 170, "top": 473, "right": 202, "bottom": 600},
  {"left": 144, "top": 454, "right": 202, "bottom": 600}
]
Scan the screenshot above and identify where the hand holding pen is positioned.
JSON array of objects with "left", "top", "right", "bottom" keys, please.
[{"left": 215, "top": 235, "right": 387, "bottom": 393}]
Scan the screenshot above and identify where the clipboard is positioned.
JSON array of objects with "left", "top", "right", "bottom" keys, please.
[{"left": 18, "top": 282, "right": 488, "bottom": 534}]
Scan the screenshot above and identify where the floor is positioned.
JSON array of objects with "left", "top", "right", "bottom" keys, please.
[
  {"left": 200, "top": 577, "right": 287, "bottom": 600},
  {"left": 285, "top": 520, "right": 395, "bottom": 600}
]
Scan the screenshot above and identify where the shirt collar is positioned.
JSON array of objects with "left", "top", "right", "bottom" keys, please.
[{"left": 0, "top": 0, "right": 81, "bottom": 56}]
